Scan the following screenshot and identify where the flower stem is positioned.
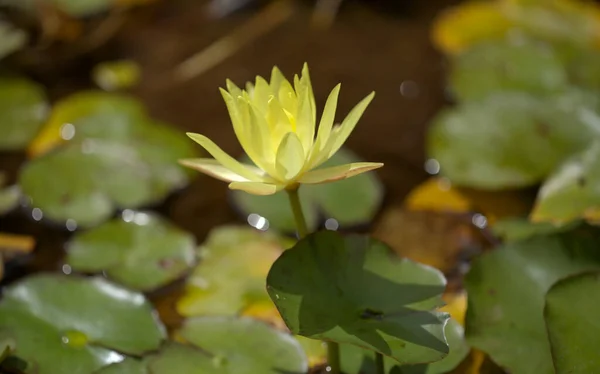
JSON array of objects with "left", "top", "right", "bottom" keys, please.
[
  {"left": 375, "top": 352, "right": 384, "bottom": 374},
  {"left": 327, "top": 341, "right": 341, "bottom": 374},
  {"left": 286, "top": 187, "right": 308, "bottom": 239},
  {"left": 285, "top": 187, "right": 341, "bottom": 374}
]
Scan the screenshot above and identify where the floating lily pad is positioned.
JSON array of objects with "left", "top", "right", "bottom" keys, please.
[
  {"left": 177, "top": 226, "right": 292, "bottom": 317},
  {"left": 66, "top": 212, "right": 196, "bottom": 291},
  {"left": 267, "top": 231, "right": 450, "bottom": 365},
  {"left": 19, "top": 119, "right": 195, "bottom": 228},
  {"left": 0, "top": 20, "right": 27, "bottom": 60},
  {"left": 492, "top": 217, "right": 580, "bottom": 242},
  {"left": 465, "top": 229, "right": 600, "bottom": 374},
  {"left": 0, "top": 274, "right": 166, "bottom": 374},
  {"left": 0, "top": 76, "right": 48, "bottom": 151},
  {"left": 544, "top": 272, "right": 600, "bottom": 373},
  {"left": 337, "top": 319, "right": 468, "bottom": 374},
  {"left": 230, "top": 148, "right": 384, "bottom": 232},
  {"left": 449, "top": 38, "right": 567, "bottom": 101},
  {"left": 173, "top": 316, "right": 307, "bottom": 374},
  {"left": 94, "top": 358, "right": 146, "bottom": 374},
  {"left": 428, "top": 91, "right": 600, "bottom": 189},
  {"left": 28, "top": 90, "right": 147, "bottom": 157},
  {"left": 532, "top": 141, "right": 600, "bottom": 224}
]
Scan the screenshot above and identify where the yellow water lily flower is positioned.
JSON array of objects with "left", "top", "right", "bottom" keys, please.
[{"left": 180, "top": 64, "right": 383, "bottom": 195}]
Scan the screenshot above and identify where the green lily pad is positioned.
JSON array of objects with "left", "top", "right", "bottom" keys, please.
[
  {"left": 267, "top": 231, "right": 450, "bottom": 365},
  {"left": 532, "top": 141, "right": 600, "bottom": 224},
  {"left": 465, "top": 229, "right": 600, "bottom": 374},
  {"left": 173, "top": 316, "right": 308, "bottom": 374},
  {"left": 393, "top": 319, "right": 469, "bottom": 374},
  {"left": 428, "top": 90, "right": 600, "bottom": 189},
  {"left": 0, "top": 20, "right": 27, "bottom": 60},
  {"left": 339, "top": 319, "right": 468, "bottom": 374},
  {"left": 177, "top": 226, "right": 293, "bottom": 317},
  {"left": 544, "top": 272, "right": 600, "bottom": 374},
  {"left": 1, "top": 0, "right": 112, "bottom": 17},
  {"left": 19, "top": 114, "right": 195, "bottom": 228},
  {"left": 0, "top": 76, "right": 48, "bottom": 151},
  {"left": 449, "top": 38, "right": 567, "bottom": 101},
  {"left": 94, "top": 358, "right": 147, "bottom": 374},
  {"left": 66, "top": 212, "right": 196, "bottom": 291},
  {"left": 230, "top": 148, "right": 384, "bottom": 232},
  {"left": 492, "top": 217, "right": 580, "bottom": 242},
  {"left": 0, "top": 274, "right": 166, "bottom": 374},
  {"left": 145, "top": 343, "right": 216, "bottom": 373}
]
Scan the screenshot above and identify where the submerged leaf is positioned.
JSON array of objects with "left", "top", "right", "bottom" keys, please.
[
  {"left": 66, "top": 212, "right": 196, "bottom": 291},
  {"left": 544, "top": 272, "right": 600, "bottom": 373},
  {"left": 465, "top": 229, "right": 600, "bottom": 374},
  {"left": 267, "top": 231, "right": 450, "bottom": 365},
  {"left": 177, "top": 226, "right": 292, "bottom": 318},
  {"left": 0, "top": 274, "right": 166, "bottom": 374}
]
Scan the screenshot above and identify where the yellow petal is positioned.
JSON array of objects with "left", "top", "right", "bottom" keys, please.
[
  {"left": 275, "top": 132, "right": 305, "bottom": 181},
  {"left": 301, "top": 63, "right": 316, "bottom": 124},
  {"left": 225, "top": 79, "right": 242, "bottom": 98},
  {"left": 328, "top": 91, "right": 375, "bottom": 159},
  {"left": 295, "top": 78, "right": 315, "bottom": 153},
  {"left": 248, "top": 103, "right": 278, "bottom": 171},
  {"left": 252, "top": 76, "right": 271, "bottom": 114},
  {"left": 228, "top": 181, "right": 280, "bottom": 195},
  {"left": 299, "top": 162, "right": 383, "bottom": 184},
  {"left": 312, "top": 83, "right": 341, "bottom": 158},
  {"left": 278, "top": 78, "right": 297, "bottom": 115},
  {"left": 186, "top": 133, "right": 263, "bottom": 182},
  {"left": 270, "top": 66, "right": 287, "bottom": 92},
  {"left": 179, "top": 158, "right": 263, "bottom": 183}
]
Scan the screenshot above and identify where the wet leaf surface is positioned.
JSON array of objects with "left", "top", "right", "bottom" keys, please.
[
  {"left": 19, "top": 93, "right": 196, "bottom": 227},
  {"left": 230, "top": 148, "right": 384, "bottom": 232},
  {"left": 0, "top": 77, "right": 48, "bottom": 151},
  {"left": 173, "top": 316, "right": 308, "bottom": 374},
  {"left": 177, "top": 226, "right": 292, "bottom": 318},
  {"left": 532, "top": 141, "right": 600, "bottom": 224},
  {"left": 428, "top": 91, "right": 600, "bottom": 189},
  {"left": 66, "top": 212, "right": 196, "bottom": 291},
  {"left": 0, "top": 274, "right": 166, "bottom": 374},
  {"left": 267, "top": 231, "right": 450, "bottom": 365},
  {"left": 544, "top": 271, "right": 600, "bottom": 373},
  {"left": 465, "top": 229, "right": 600, "bottom": 374}
]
